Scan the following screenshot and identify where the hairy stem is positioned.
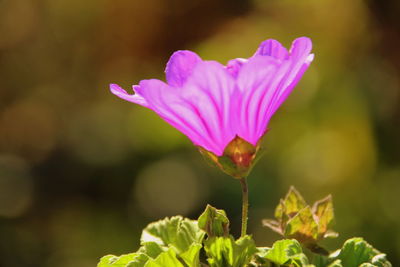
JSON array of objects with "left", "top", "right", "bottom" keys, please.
[{"left": 239, "top": 177, "right": 249, "bottom": 237}]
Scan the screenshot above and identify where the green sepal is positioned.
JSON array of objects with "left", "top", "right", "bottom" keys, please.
[
  {"left": 198, "top": 204, "right": 230, "bottom": 237},
  {"left": 198, "top": 136, "right": 262, "bottom": 179}
]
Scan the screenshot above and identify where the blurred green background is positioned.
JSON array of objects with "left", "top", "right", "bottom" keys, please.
[{"left": 1, "top": 0, "right": 399, "bottom": 266}]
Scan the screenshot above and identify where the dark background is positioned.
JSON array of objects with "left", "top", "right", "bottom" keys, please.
[{"left": 0, "top": 0, "right": 399, "bottom": 266}]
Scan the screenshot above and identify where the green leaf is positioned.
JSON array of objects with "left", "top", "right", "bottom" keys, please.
[
  {"left": 141, "top": 216, "right": 205, "bottom": 254},
  {"left": 324, "top": 230, "right": 339, "bottom": 239},
  {"left": 337, "top": 238, "right": 376, "bottom": 266},
  {"left": 180, "top": 243, "right": 202, "bottom": 267},
  {"left": 371, "top": 254, "right": 392, "bottom": 267},
  {"left": 144, "top": 249, "right": 185, "bottom": 267},
  {"left": 98, "top": 253, "right": 148, "bottom": 267},
  {"left": 265, "top": 187, "right": 338, "bottom": 249},
  {"left": 204, "top": 235, "right": 257, "bottom": 267},
  {"left": 312, "top": 254, "right": 330, "bottom": 267},
  {"left": 326, "top": 259, "right": 343, "bottom": 267},
  {"left": 127, "top": 254, "right": 151, "bottom": 267},
  {"left": 262, "top": 219, "right": 283, "bottom": 235},
  {"left": 312, "top": 195, "right": 335, "bottom": 237},
  {"left": 98, "top": 255, "right": 117, "bottom": 267},
  {"left": 234, "top": 235, "right": 259, "bottom": 267},
  {"left": 284, "top": 206, "right": 319, "bottom": 243},
  {"left": 336, "top": 238, "right": 392, "bottom": 267},
  {"left": 205, "top": 237, "right": 234, "bottom": 267},
  {"left": 263, "top": 239, "right": 301, "bottom": 264},
  {"left": 271, "top": 187, "right": 308, "bottom": 233},
  {"left": 137, "top": 242, "right": 165, "bottom": 259},
  {"left": 283, "top": 186, "right": 307, "bottom": 217},
  {"left": 262, "top": 239, "right": 309, "bottom": 266},
  {"left": 140, "top": 216, "right": 205, "bottom": 266},
  {"left": 253, "top": 247, "right": 269, "bottom": 265},
  {"left": 274, "top": 199, "right": 285, "bottom": 220},
  {"left": 198, "top": 205, "right": 230, "bottom": 237}
]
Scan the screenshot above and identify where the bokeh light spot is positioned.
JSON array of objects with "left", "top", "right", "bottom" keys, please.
[
  {"left": 134, "top": 158, "right": 205, "bottom": 218},
  {"left": 279, "top": 125, "right": 376, "bottom": 186},
  {"left": 0, "top": 155, "right": 34, "bottom": 218},
  {"left": 0, "top": 100, "right": 57, "bottom": 163},
  {"left": 126, "top": 108, "right": 186, "bottom": 152},
  {"left": 65, "top": 102, "right": 131, "bottom": 165},
  {"left": 0, "top": 0, "right": 38, "bottom": 49}
]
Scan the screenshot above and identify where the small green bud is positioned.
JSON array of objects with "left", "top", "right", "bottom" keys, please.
[{"left": 198, "top": 205, "right": 230, "bottom": 237}]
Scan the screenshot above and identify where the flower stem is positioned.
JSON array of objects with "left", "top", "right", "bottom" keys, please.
[{"left": 239, "top": 177, "right": 248, "bottom": 238}]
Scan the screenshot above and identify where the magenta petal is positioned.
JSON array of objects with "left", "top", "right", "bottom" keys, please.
[
  {"left": 138, "top": 70, "right": 236, "bottom": 156},
  {"left": 165, "top": 50, "right": 202, "bottom": 87},
  {"left": 235, "top": 37, "right": 313, "bottom": 145},
  {"left": 226, "top": 58, "right": 247, "bottom": 78},
  {"left": 269, "top": 37, "right": 314, "bottom": 114},
  {"left": 138, "top": 79, "right": 221, "bottom": 153},
  {"left": 236, "top": 56, "right": 291, "bottom": 144},
  {"left": 110, "top": 36, "right": 313, "bottom": 158},
  {"left": 288, "top": 37, "right": 312, "bottom": 61},
  {"left": 254, "top": 39, "right": 289, "bottom": 60},
  {"left": 138, "top": 61, "right": 238, "bottom": 156},
  {"left": 180, "top": 61, "right": 238, "bottom": 155},
  {"left": 109, "top": 84, "right": 149, "bottom": 107},
  {"left": 272, "top": 54, "right": 314, "bottom": 113}
]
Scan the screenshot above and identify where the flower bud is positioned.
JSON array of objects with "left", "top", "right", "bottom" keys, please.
[{"left": 199, "top": 136, "right": 262, "bottom": 178}]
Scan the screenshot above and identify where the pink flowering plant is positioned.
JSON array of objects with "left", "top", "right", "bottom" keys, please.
[{"left": 98, "top": 37, "right": 392, "bottom": 267}]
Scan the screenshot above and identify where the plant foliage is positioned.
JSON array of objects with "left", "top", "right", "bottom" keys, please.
[{"left": 98, "top": 187, "right": 391, "bottom": 267}]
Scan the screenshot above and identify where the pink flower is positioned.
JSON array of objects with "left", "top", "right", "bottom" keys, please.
[{"left": 111, "top": 37, "right": 313, "bottom": 159}]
